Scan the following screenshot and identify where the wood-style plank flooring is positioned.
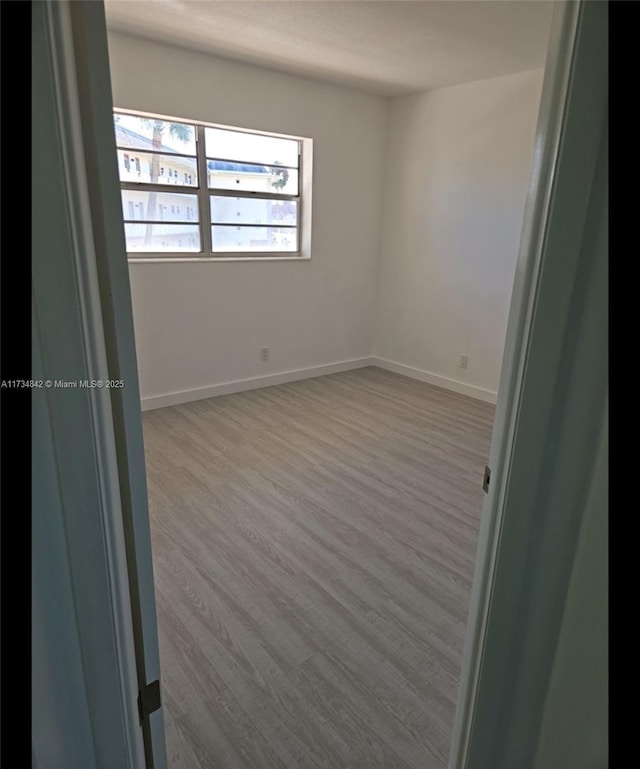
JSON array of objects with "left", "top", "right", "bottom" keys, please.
[{"left": 142, "top": 366, "right": 494, "bottom": 769}]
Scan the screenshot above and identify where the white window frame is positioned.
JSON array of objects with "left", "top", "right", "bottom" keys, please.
[{"left": 114, "top": 108, "right": 312, "bottom": 262}]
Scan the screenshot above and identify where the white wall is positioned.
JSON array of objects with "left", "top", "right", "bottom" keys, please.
[
  {"left": 374, "top": 70, "right": 544, "bottom": 402},
  {"left": 107, "top": 32, "right": 542, "bottom": 408},
  {"left": 106, "top": 31, "right": 387, "bottom": 406}
]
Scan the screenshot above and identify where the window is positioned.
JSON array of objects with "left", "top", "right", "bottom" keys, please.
[{"left": 113, "top": 109, "right": 308, "bottom": 259}]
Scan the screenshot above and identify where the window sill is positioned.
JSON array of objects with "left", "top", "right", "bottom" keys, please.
[{"left": 127, "top": 253, "right": 311, "bottom": 263}]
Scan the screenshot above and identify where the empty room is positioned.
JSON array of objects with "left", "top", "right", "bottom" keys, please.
[{"left": 102, "top": 1, "right": 552, "bottom": 767}]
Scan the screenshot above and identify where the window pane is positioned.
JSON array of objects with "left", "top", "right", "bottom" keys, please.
[
  {"left": 114, "top": 113, "right": 196, "bottom": 155},
  {"left": 212, "top": 226, "right": 298, "bottom": 253},
  {"left": 210, "top": 196, "right": 297, "bottom": 226},
  {"left": 205, "top": 127, "right": 298, "bottom": 168},
  {"left": 124, "top": 223, "right": 200, "bottom": 252},
  {"left": 117, "top": 151, "right": 197, "bottom": 186},
  {"left": 207, "top": 161, "right": 298, "bottom": 195},
  {"left": 121, "top": 191, "right": 199, "bottom": 223}
]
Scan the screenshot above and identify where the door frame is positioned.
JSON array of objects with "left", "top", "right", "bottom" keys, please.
[
  {"left": 449, "top": 1, "right": 607, "bottom": 766},
  {"left": 32, "top": 1, "right": 146, "bottom": 766},
  {"left": 33, "top": 1, "right": 167, "bottom": 767}
]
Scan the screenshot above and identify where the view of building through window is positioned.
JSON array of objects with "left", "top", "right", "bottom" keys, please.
[{"left": 114, "top": 112, "right": 302, "bottom": 256}]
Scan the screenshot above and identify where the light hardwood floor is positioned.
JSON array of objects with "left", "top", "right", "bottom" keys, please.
[{"left": 142, "top": 366, "right": 494, "bottom": 769}]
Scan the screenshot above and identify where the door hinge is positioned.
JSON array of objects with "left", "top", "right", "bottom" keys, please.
[
  {"left": 482, "top": 465, "right": 491, "bottom": 493},
  {"left": 138, "top": 680, "right": 161, "bottom": 724}
]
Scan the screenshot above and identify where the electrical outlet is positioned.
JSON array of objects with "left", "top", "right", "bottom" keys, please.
[
  {"left": 261, "top": 347, "right": 269, "bottom": 361},
  {"left": 459, "top": 354, "right": 468, "bottom": 369}
]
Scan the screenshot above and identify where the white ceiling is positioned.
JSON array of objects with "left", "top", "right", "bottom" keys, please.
[{"left": 104, "top": 0, "right": 555, "bottom": 96}]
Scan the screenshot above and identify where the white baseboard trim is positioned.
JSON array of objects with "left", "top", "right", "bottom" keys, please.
[
  {"left": 141, "top": 357, "right": 376, "bottom": 411},
  {"left": 141, "top": 355, "right": 497, "bottom": 410},
  {"left": 372, "top": 357, "right": 498, "bottom": 404}
]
